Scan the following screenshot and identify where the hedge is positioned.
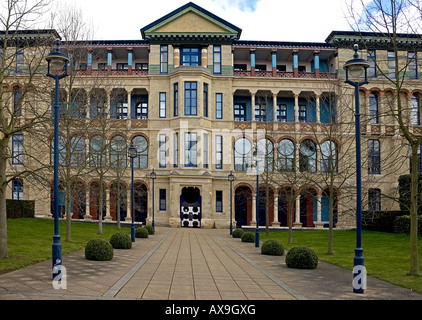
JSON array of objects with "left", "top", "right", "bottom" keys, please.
[
  {"left": 362, "top": 210, "right": 408, "bottom": 233},
  {"left": 6, "top": 199, "right": 35, "bottom": 218},
  {"left": 398, "top": 174, "right": 422, "bottom": 214},
  {"left": 394, "top": 215, "right": 422, "bottom": 236}
]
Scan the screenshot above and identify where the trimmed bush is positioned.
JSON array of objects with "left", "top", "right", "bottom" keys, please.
[
  {"left": 394, "top": 215, "right": 422, "bottom": 236},
  {"left": 285, "top": 246, "right": 318, "bottom": 269},
  {"left": 241, "top": 231, "right": 255, "bottom": 243},
  {"left": 144, "top": 225, "right": 155, "bottom": 235},
  {"left": 261, "top": 239, "right": 284, "bottom": 256},
  {"left": 110, "top": 232, "right": 132, "bottom": 249},
  {"left": 85, "top": 239, "right": 113, "bottom": 261},
  {"left": 135, "top": 227, "right": 149, "bottom": 238},
  {"left": 232, "top": 229, "right": 244, "bottom": 238}
]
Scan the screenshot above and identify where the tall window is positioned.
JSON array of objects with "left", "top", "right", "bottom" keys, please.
[
  {"left": 408, "top": 52, "right": 417, "bottom": 80},
  {"left": 368, "top": 139, "right": 381, "bottom": 174},
  {"left": 215, "top": 93, "right": 223, "bottom": 119},
  {"left": 159, "top": 92, "right": 166, "bottom": 118},
  {"left": 15, "top": 49, "right": 24, "bottom": 74},
  {"left": 367, "top": 50, "right": 376, "bottom": 78},
  {"left": 181, "top": 48, "right": 200, "bottom": 66},
  {"left": 135, "top": 102, "right": 148, "bottom": 119},
  {"left": 159, "top": 189, "right": 166, "bottom": 211},
  {"left": 174, "top": 83, "right": 178, "bottom": 117},
  {"left": 411, "top": 94, "right": 420, "bottom": 125},
  {"left": 12, "top": 134, "right": 24, "bottom": 165},
  {"left": 277, "top": 104, "right": 287, "bottom": 122},
  {"left": 159, "top": 134, "right": 166, "bottom": 168},
  {"left": 368, "top": 188, "right": 381, "bottom": 211},
  {"left": 234, "top": 104, "right": 246, "bottom": 121},
  {"left": 173, "top": 133, "right": 179, "bottom": 168},
  {"left": 278, "top": 139, "right": 295, "bottom": 172},
  {"left": 215, "top": 135, "right": 223, "bottom": 169},
  {"left": 12, "top": 178, "right": 23, "bottom": 200},
  {"left": 184, "top": 132, "right": 197, "bottom": 167},
  {"left": 203, "top": 133, "right": 208, "bottom": 168},
  {"left": 299, "top": 105, "right": 307, "bottom": 123},
  {"left": 234, "top": 138, "right": 252, "bottom": 172},
  {"left": 160, "top": 45, "right": 168, "bottom": 74},
  {"left": 184, "top": 82, "right": 197, "bottom": 116},
  {"left": 203, "top": 83, "right": 208, "bottom": 117},
  {"left": 110, "top": 135, "right": 127, "bottom": 168},
  {"left": 13, "top": 89, "right": 22, "bottom": 117},
  {"left": 116, "top": 102, "right": 128, "bottom": 119},
  {"left": 299, "top": 139, "right": 316, "bottom": 172},
  {"left": 132, "top": 136, "right": 148, "bottom": 169},
  {"left": 257, "top": 138, "right": 274, "bottom": 172},
  {"left": 388, "top": 50, "right": 396, "bottom": 78},
  {"left": 321, "top": 140, "right": 337, "bottom": 173},
  {"left": 70, "top": 136, "right": 86, "bottom": 167},
  {"left": 216, "top": 191, "right": 223, "bottom": 212},
  {"left": 369, "top": 93, "right": 379, "bottom": 124},
  {"left": 213, "top": 45, "right": 221, "bottom": 74},
  {"left": 90, "top": 135, "right": 106, "bottom": 167},
  {"left": 255, "top": 104, "right": 266, "bottom": 122}
]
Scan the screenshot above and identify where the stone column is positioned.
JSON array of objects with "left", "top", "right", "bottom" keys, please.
[
  {"left": 294, "top": 94, "right": 299, "bottom": 123},
  {"left": 251, "top": 193, "right": 256, "bottom": 225},
  {"left": 273, "top": 93, "right": 278, "bottom": 123},
  {"left": 316, "top": 94, "right": 320, "bottom": 123},
  {"left": 126, "top": 189, "right": 132, "bottom": 221},
  {"left": 315, "top": 194, "right": 324, "bottom": 228},
  {"left": 104, "top": 187, "right": 112, "bottom": 221},
  {"left": 173, "top": 45, "right": 180, "bottom": 68},
  {"left": 272, "top": 194, "right": 280, "bottom": 226},
  {"left": 84, "top": 188, "right": 92, "bottom": 220},
  {"left": 201, "top": 45, "right": 208, "bottom": 68},
  {"left": 127, "top": 90, "right": 132, "bottom": 120},
  {"left": 251, "top": 92, "right": 256, "bottom": 122},
  {"left": 294, "top": 195, "right": 302, "bottom": 227}
]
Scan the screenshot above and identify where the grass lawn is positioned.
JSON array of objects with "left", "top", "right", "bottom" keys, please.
[
  {"left": 261, "top": 229, "right": 422, "bottom": 294},
  {"left": 0, "top": 217, "right": 130, "bottom": 274}
]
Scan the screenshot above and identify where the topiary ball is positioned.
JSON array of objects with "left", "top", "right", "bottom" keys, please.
[
  {"left": 85, "top": 238, "right": 113, "bottom": 261},
  {"left": 144, "top": 225, "right": 155, "bottom": 235},
  {"left": 241, "top": 231, "right": 255, "bottom": 243},
  {"left": 232, "top": 229, "right": 244, "bottom": 238},
  {"left": 285, "top": 246, "right": 318, "bottom": 269},
  {"left": 261, "top": 239, "right": 284, "bottom": 256},
  {"left": 109, "top": 232, "right": 132, "bottom": 249},
  {"left": 135, "top": 227, "right": 149, "bottom": 238}
]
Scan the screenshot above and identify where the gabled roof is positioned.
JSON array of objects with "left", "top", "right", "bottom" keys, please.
[{"left": 140, "top": 2, "right": 242, "bottom": 41}]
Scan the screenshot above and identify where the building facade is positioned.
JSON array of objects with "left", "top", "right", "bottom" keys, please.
[{"left": 5, "top": 3, "right": 422, "bottom": 229}]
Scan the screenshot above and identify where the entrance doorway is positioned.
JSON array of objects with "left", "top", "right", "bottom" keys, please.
[{"left": 180, "top": 187, "right": 201, "bottom": 228}]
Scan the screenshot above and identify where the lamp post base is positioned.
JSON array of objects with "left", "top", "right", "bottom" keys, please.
[
  {"left": 52, "top": 234, "right": 62, "bottom": 280},
  {"left": 131, "top": 225, "right": 136, "bottom": 242}
]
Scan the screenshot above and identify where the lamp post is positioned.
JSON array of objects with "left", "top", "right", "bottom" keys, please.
[
  {"left": 344, "top": 44, "right": 370, "bottom": 294},
  {"left": 150, "top": 169, "right": 157, "bottom": 230},
  {"left": 128, "top": 143, "right": 138, "bottom": 242},
  {"left": 228, "top": 171, "right": 235, "bottom": 235},
  {"left": 46, "top": 40, "right": 69, "bottom": 280},
  {"left": 253, "top": 148, "right": 260, "bottom": 248}
]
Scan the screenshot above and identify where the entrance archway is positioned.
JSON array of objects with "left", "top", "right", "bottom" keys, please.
[
  {"left": 278, "top": 187, "right": 296, "bottom": 227},
  {"left": 134, "top": 183, "right": 147, "bottom": 223},
  {"left": 300, "top": 187, "right": 317, "bottom": 227},
  {"left": 235, "top": 186, "right": 252, "bottom": 227}
]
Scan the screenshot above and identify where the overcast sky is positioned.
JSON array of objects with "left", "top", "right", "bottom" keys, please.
[{"left": 58, "top": 0, "right": 359, "bottom": 43}]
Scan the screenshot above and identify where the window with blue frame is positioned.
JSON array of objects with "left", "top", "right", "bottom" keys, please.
[
  {"left": 184, "top": 82, "right": 197, "bottom": 116},
  {"left": 159, "top": 189, "right": 166, "bottom": 211},
  {"left": 277, "top": 104, "right": 287, "bottom": 122},
  {"left": 255, "top": 104, "right": 266, "bottom": 122},
  {"left": 181, "top": 48, "right": 200, "bottom": 66},
  {"left": 159, "top": 134, "right": 167, "bottom": 168},
  {"left": 159, "top": 92, "right": 166, "bottom": 118},
  {"left": 213, "top": 45, "right": 221, "bottom": 74},
  {"left": 12, "top": 134, "right": 24, "bottom": 165},
  {"left": 13, "top": 89, "right": 22, "bottom": 117},
  {"left": 234, "top": 104, "right": 246, "bottom": 121},
  {"left": 216, "top": 190, "right": 223, "bottom": 212},
  {"left": 135, "top": 102, "right": 148, "bottom": 119},
  {"left": 174, "top": 83, "right": 178, "bottom": 117},
  {"left": 215, "top": 135, "right": 222, "bottom": 169},
  {"left": 184, "top": 132, "right": 197, "bottom": 167},
  {"left": 368, "top": 139, "right": 381, "bottom": 174},
  {"left": 203, "top": 83, "right": 208, "bottom": 117},
  {"left": 15, "top": 49, "right": 24, "bottom": 74},
  {"left": 368, "top": 188, "right": 381, "bottom": 211},
  {"left": 388, "top": 50, "right": 396, "bottom": 79},
  {"left": 215, "top": 93, "right": 222, "bottom": 119},
  {"left": 132, "top": 135, "right": 148, "bottom": 169},
  {"left": 12, "top": 178, "right": 23, "bottom": 200},
  {"left": 367, "top": 50, "right": 377, "bottom": 78},
  {"left": 299, "top": 105, "right": 307, "bottom": 123},
  {"left": 408, "top": 52, "right": 418, "bottom": 80},
  {"left": 369, "top": 93, "right": 379, "bottom": 124},
  {"left": 160, "top": 45, "right": 168, "bottom": 74}
]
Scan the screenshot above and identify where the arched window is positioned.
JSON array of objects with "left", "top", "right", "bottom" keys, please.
[
  {"left": 369, "top": 93, "right": 379, "bottom": 124},
  {"left": 320, "top": 140, "right": 337, "bottom": 173},
  {"left": 132, "top": 136, "right": 148, "bottom": 169},
  {"left": 257, "top": 138, "right": 274, "bottom": 172},
  {"left": 368, "top": 139, "right": 381, "bottom": 174},
  {"left": 110, "top": 135, "right": 127, "bottom": 168},
  {"left": 234, "top": 138, "right": 252, "bottom": 172},
  {"left": 70, "top": 136, "right": 86, "bottom": 167},
  {"left": 90, "top": 135, "right": 106, "bottom": 167},
  {"left": 278, "top": 139, "right": 295, "bottom": 172},
  {"left": 411, "top": 94, "right": 420, "bottom": 126},
  {"left": 299, "top": 139, "right": 316, "bottom": 172}
]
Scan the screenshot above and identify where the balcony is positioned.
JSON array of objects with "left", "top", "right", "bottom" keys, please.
[{"left": 234, "top": 70, "right": 337, "bottom": 79}]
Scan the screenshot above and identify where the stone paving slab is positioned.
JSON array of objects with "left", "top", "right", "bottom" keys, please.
[{"left": 0, "top": 227, "right": 421, "bottom": 301}]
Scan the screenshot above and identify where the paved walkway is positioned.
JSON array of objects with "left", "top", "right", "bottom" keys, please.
[{"left": 0, "top": 227, "right": 421, "bottom": 300}]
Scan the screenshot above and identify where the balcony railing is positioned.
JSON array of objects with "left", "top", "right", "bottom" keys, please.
[
  {"left": 76, "top": 69, "right": 149, "bottom": 76},
  {"left": 234, "top": 70, "right": 337, "bottom": 79}
]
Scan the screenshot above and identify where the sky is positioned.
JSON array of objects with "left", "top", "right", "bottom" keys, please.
[{"left": 57, "top": 0, "right": 358, "bottom": 42}]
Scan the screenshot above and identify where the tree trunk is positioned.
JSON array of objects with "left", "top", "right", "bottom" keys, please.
[
  {"left": 0, "top": 139, "right": 9, "bottom": 258},
  {"left": 409, "top": 146, "right": 419, "bottom": 275}
]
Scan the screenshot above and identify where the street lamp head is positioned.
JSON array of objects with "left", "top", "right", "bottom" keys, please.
[
  {"left": 46, "top": 40, "right": 69, "bottom": 73},
  {"left": 150, "top": 169, "right": 157, "bottom": 180},
  {"left": 228, "top": 171, "right": 235, "bottom": 182},
  {"left": 344, "top": 44, "right": 370, "bottom": 80},
  {"left": 128, "top": 143, "right": 137, "bottom": 159}
]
